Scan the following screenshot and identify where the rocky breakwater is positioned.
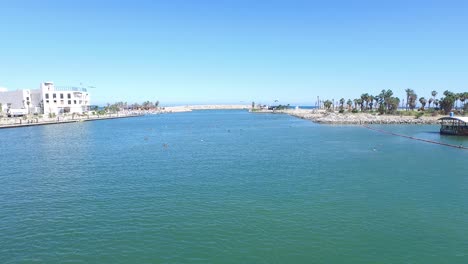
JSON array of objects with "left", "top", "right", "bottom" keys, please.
[
  {"left": 314, "top": 112, "right": 440, "bottom": 124},
  {"left": 272, "top": 109, "right": 442, "bottom": 124},
  {"left": 162, "top": 105, "right": 250, "bottom": 113}
]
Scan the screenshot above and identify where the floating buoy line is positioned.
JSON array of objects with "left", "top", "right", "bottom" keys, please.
[{"left": 361, "top": 125, "right": 468, "bottom": 150}]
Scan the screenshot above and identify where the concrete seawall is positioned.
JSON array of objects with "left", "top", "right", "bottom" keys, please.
[{"left": 0, "top": 113, "right": 144, "bottom": 130}]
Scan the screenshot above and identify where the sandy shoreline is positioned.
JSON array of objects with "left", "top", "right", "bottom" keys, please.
[{"left": 253, "top": 109, "right": 444, "bottom": 124}]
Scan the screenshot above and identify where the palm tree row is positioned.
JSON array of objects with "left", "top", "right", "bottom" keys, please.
[
  {"left": 322, "top": 89, "right": 468, "bottom": 115},
  {"left": 97, "top": 100, "right": 161, "bottom": 113},
  {"left": 328, "top": 89, "right": 399, "bottom": 114}
]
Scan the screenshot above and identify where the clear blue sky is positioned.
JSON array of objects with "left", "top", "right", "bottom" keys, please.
[{"left": 1, "top": 0, "right": 467, "bottom": 105}]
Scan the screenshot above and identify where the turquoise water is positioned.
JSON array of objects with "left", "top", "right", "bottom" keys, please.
[{"left": 1, "top": 110, "right": 467, "bottom": 263}]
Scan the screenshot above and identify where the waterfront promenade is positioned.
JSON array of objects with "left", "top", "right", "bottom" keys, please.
[
  {"left": 0, "top": 112, "right": 143, "bottom": 129},
  {"left": 0, "top": 105, "right": 250, "bottom": 129}
]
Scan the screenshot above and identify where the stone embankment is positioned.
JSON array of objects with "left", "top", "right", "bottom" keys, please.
[
  {"left": 0, "top": 106, "right": 251, "bottom": 129},
  {"left": 0, "top": 112, "right": 143, "bottom": 129},
  {"left": 254, "top": 109, "right": 442, "bottom": 124}
]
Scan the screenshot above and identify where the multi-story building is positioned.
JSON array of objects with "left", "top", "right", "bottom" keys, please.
[
  {"left": 0, "top": 88, "right": 36, "bottom": 116},
  {"left": 0, "top": 82, "right": 91, "bottom": 116},
  {"left": 41, "top": 82, "right": 90, "bottom": 115}
]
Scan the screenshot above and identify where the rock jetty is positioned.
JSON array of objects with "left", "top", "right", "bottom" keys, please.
[
  {"left": 161, "top": 105, "right": 250, "bottom": 113},
  {"left": 254, "top": 109, "right": 442, "bottom": 124}
]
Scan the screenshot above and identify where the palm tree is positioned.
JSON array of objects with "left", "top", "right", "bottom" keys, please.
[
  {"left": 419, "top": 97, "right": 427, "bottom": 111},
  {"left": 387, "top": 97, "right": 400, "bottom": 114},
  {"left": 405, "top": 89, "right": 413, "bottom": 111},
  {"left": 368, "top": 95, "right": 375, "bottom": 110},
  {"left": 382, "top": 89, "right": 393, "bottom": 109},
  {"left": 378, "top": 90, "right": 387, "bottom": 113},
  {"left": 361, "top": 93, "right": 369, "bottom": 111},
  {"left": 358, "top": 98, "right": 365, "bottom": 111},
  {"left": 339, "top": 98, "right": 345, "bottom": 112},
  {"left": 461, "top": 92, "right": 468, "bottom": 110},
  {"left": 339, "top": 98, "right": 345, "bottom": 106},
  {"left": 459, "top": 93, "right": 466, "bottom": 106},
  {"left": 376, "top": 89, "right": 394, "bottom": 114},
  {"left": 374, "top": 95, "right": 380, "bottom": 110},
  {"left": 346, "top": 99, "right": 353, "bottom": 111},
  {"left": 440, "top": 90, "right": 456, "bottom": 114},
  {"left": 323, "top": 100, "right": 332, "bottom": 110},
  {"left": 454, "top": 93, "right": 461, "bottom": 109},
  {"left": 431, "top": 90, "right": 437, "bottom": 109},
  {"left": 428, "top": 98, "right": 433, "bottom": 109},
  {"left": 405, "top": 89, "right": 417, "bottom": 111}
]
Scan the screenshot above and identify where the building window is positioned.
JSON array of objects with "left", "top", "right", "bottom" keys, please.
[
  {"left": 74, "top": 100, "right": 77, "bottom": 104},
  {"left": 79, "top": 100, "right": 82, "bottom": 104},
  {"left": 68, "top": 100, "right": 71, "bottom": 105},
  {"left": 46, "top": 100, "right": 49, "bottom": 104},
  {"left": 53, "top": 100, "right": 57, "bottom": 103},
  {"left": 26, "top": 97, "right": 29, "bottom": 100},
  {"left": 61, "top": 100, "right": 64, "bottom": 105},
  {"left": 60, "top": 94, "right": 64, "bottom": 99},
  {"left": 45, "top": 93, "right": 49, "bottom": 99},
  {"left": 68, "top": 93, "right": 71, "bottom": 99},
  {"left": 53, "top": 93, "right": 56, "bottom": 99}
]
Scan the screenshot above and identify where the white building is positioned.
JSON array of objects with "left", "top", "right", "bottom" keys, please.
[
  {"left": 0, "top": 88, "right": 35, "bottom": 116},
  {"left": 0, "top": 82, "right": 91, "bottom": 116},
  {"left": 41, "top": 82, "right": 90, "bottom": 115}
]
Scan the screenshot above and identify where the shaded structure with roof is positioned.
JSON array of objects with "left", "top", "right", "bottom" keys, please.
[{"left": 438, "top": 116, "right": 468, "bottom": 136}]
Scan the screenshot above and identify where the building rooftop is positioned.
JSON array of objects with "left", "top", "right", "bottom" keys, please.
[
  {"left": 439, "top": 116, "right": 468, "bottom": 123},
  {"left": 54, "top": 86, "right": 87, "bottom": 92}
]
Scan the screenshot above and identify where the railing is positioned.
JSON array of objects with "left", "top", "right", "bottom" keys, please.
[{"left": 54, "top": 86, "right": 87, "bottom": 92}]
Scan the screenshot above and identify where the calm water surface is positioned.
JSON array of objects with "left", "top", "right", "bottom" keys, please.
[{"left": 1, "top": 110, "right": 467, "bottom": 263}]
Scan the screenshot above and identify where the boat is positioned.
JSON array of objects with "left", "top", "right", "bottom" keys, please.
[{"left": 438, "top": 116, "right": 468, "bottom": 136}]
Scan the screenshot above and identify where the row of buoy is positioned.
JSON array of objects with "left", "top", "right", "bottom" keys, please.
[{"left": 362, "top": 125, "right": 468, "bottom": 150}]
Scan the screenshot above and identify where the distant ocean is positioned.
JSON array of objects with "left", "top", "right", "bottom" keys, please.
[{"left": 1, "top": 110, "right": 467, "bottom": 263}]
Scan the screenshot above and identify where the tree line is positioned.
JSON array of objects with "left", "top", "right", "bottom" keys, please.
[
  {"left": 322, "top": 90, "right": 468, "bottom": 115},
  {"left": 91, "top": 100, "right": 160, "bottom": 114}
]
